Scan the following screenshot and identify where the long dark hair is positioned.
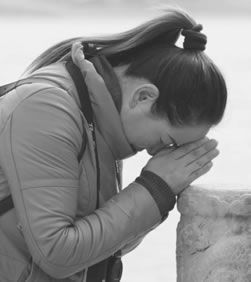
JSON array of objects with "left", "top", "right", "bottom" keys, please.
[{"left": 25, "top": 8, "right": 227, "bottom": 126}]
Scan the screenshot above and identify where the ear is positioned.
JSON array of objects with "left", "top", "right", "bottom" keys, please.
[{"left": 130, "top": 84, "right": 159, "bottom": 108}]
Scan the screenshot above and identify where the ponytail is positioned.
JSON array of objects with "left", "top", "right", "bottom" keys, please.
[
  {"left": 25, "top": 8, "right": 195, "bottom": 73},
  {"left": 25, "top": 8, "right": 227, "bottom": 127}
]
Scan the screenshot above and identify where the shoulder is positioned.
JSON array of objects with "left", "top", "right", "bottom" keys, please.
[
  {"left": 1, "top": 83, "right": 84, "bottom": 144},
  {"left": 16, "top": 82, "right": 79, "bottom": 112},
  {"left": 17, "top": 83, "right": 84, "bottom": 133}
]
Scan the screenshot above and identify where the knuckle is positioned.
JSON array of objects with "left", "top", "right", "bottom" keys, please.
[
  {"left": 192, "top": 148, "right": 201, "bottom": 157},
  {"left": 196, "top": 159, "right": 203, "bottom": 166},
  {"left": 204, "top": 155, "right": 211, "bottom": 163},
  {"left": 207, "top": 149, "right": 219, "bottom": 160},
  {"left": 181, "top": 142, "right": 194, "bottom": 152},
  {"left": 205, "top": 143, "right": 213, "bottom": 151}
]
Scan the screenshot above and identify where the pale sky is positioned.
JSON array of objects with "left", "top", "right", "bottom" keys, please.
[{"left": 1, "top": 0, "right": 251, "bottom": 18}]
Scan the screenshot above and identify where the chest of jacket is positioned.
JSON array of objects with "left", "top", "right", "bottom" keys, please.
[{"left": 77, "top": 124, "right": 119, "bottom": 218}]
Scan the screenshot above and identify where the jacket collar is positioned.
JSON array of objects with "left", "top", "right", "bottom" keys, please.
[
  {"left": 85, "top": 55, "right": 136, "bottom": 160},
  {"left": 90, "top": 55, "right": 122, "bottom": 112},
  {"left": 28, "top": 57, "right": 136, "bottom": 160}
]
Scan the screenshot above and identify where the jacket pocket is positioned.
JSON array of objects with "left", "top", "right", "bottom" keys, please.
[
  {"left": 21, "top": 259, "right": 85, "bottom": 282},
  {"left": 19, "top": 259, "right": 51, "bottom": 282}
]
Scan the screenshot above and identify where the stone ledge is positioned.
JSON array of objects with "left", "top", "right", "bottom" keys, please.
[
  {"left": 177, "top": 184, "right": 251, "bottom": 217},
  {"left": 176, "top": 185, "right": 251, "bottom": 282}
]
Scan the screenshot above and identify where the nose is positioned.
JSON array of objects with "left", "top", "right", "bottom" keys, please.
[{"left": 146, "top": 148, "right": 155, "bottom": 156}]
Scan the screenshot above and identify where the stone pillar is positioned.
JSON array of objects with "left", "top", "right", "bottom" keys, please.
[{"left": 176, "top": 185, "right": 251, "bottom": 282}]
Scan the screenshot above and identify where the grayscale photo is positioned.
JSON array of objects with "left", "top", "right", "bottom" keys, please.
[{"left": 0, "top": 1, "right": 250, "bottom": 281}]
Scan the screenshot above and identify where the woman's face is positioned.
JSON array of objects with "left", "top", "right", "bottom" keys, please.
[
  {"left": 121, "top": 110, "right": 211, "bottom": 155},
  {"left": 119, "top": 80, "right": 211, "bottom": 155}
]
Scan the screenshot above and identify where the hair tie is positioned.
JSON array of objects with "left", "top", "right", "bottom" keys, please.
[
  {"left": 82, "top": 42, "right": 98, "bottom": 58},
  {"left": 181, "top": 24, "right": 207, "bottom": 51}
]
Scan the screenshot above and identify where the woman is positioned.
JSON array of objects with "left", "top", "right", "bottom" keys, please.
[{"left": 0, "top": 8, "right": 226, "bottom": 282}]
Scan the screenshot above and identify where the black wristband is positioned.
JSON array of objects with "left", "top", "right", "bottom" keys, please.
[{"left": 135, "top": 170, "right": 176, "bottom": 221}]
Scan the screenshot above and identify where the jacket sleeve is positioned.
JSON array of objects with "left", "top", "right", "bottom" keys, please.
[{"left": 0, "top": 85, "right": 174, "bottom": 279}]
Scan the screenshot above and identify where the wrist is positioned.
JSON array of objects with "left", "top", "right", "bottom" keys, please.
[{"left": 135, "top": 170, "right": 176, "bottom": 221}]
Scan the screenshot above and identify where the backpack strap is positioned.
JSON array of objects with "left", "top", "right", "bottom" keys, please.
[{"left": 65, "top": 59, "right": 101, "bottom": 209}]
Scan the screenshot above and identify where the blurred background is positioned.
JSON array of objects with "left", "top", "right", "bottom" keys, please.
[{"left": 0, "top": 1, "right": 250, "bottom": 281}]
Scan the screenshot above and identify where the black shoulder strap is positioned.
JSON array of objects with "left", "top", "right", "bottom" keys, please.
[
  {"left": 65, "top": 60, "right": 92, "bottom": 163},
  {"left": 65, "top": 60, "right": 94, "bottom": 125},
  {"left": 65, "top": 60, "right": 101, "bottom": 210}
]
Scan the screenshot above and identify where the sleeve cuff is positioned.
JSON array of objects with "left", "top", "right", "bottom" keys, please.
[{"left": 135, "top": 170, "right": 176, "bottom": 221}]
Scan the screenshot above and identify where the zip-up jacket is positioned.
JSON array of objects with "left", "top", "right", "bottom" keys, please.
[{"left": 0, "top": 58, "right": 176, "bottom": 281}]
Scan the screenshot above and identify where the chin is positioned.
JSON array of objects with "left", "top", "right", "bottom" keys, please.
[{"left": 134, "top": 145, "right": 145, "bottom": 152}]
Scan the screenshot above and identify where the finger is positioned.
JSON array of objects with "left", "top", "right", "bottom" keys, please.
[
  {"left": 188, "top": 161, "right": 213, "bottom": 183},
  {"left": 173, "top": 138, "right": 216, "bottom": 160},
  {"left": 151, "top": 137, "right": 210, "bottom": 159},
  {"left": 186, "top": 148, "right": 219, "bottom": 170},
  {"left": 182, "top": 140, "right": 219, "bottom": 165},
  {"left": 150, "top": 145, "right": 176, "bottom": 156},
  {"left": 172, "top": 137, "right": 209, "bottom": 159}
]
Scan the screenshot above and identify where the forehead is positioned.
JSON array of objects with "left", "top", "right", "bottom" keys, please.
[{"left": 168, "top": 124, "right": 211, "bottom": 146}]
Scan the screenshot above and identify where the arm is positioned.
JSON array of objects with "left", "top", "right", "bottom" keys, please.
[{"left": 0, "top": 85, "right": 175, "bottom": 279}]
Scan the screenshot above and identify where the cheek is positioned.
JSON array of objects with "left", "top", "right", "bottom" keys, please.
[
  {"left": 121, "top": 111, "right": 160, "bottom": 148},
  {"left": 138, "top": 127, "right": 161, "bottom": 149},
  {"left": 128, "top": 125, "right": 157, "bottom": 150},
  {"left": 121, "top": 115, "right": 146, "bottom": 147}
]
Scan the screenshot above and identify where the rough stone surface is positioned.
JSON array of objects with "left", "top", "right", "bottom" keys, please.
[{"left": 176, "top": 185, "right": 251, "bottom": 282}]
